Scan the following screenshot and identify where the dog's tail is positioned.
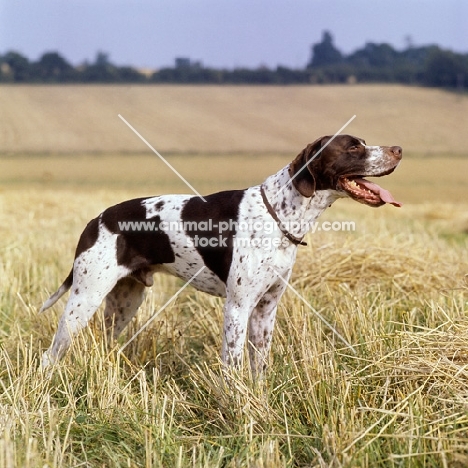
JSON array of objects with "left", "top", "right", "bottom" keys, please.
[{"left": 40, "top": 269, "right": 73, "bottom": 313}]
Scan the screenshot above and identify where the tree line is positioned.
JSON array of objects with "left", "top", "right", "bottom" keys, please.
[{"left": 1, "top": 32, "right": 467, "bottom": 89}]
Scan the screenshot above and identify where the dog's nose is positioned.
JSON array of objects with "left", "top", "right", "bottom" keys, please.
[{"left": 391, "top": 146, "right": 402, "bottom": 159}]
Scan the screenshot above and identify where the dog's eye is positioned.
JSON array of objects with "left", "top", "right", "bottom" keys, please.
[{"left": 349, "top": 145, "right": 359, "bottom": 151}]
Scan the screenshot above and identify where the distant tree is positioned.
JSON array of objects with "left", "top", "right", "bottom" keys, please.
[
  {"left": 275, "top": 66, "right": 309, "bottom": 84},
  {"left": 308, "top": 31, "right": 343, "bottom": 67},
  {"left": 347, "top": 42, "right": 397, "bottom": 68},
  {"left": 400, "top": 45, "right": 437, "bottom": 68},
  {"left": 35, "top": 52, "right": 74, "bottom": 82},
  {"left": 79, "top": 64, "right": 118, "bottom": 82},
  {"left": 423, "top": 47, "right": 468, "bottom": 88},
  {"left": 152, "top": 65, "right": 222, "bottom": 84},
  {"left": 75, "top": 51, "right": 145, "bottom": 82},
  {"left": 95, "top": 51, "right": 110, "bottom": 67},
  {"left": 117, "top": 66, "right": 146, "bottom": 82},
  {"left": 175, "top": 57, "right": 192, "bottom": 69},
  {"left": 2, "top": 38, "right": 468, "bottom": 87},
  {"left": 79, "top": 51, "right": 115, "bottom": 82},
  {"left": 1, "top": 51, "right": 32, "bottom": 81},
  {"left": 393, "top": 45, "right": 436, "bottom": 84}
]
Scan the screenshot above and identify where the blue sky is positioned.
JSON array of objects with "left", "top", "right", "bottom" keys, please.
[{"left": 1, "top": 0, "right": 467, "bottom": 69}]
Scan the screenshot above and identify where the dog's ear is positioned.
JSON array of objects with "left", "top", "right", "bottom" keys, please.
[{"left": 288, "top": 136, "right": 325, "bottom": 197}]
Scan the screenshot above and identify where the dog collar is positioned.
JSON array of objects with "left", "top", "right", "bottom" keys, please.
[{"left": 260, "top": 185, "right": 307, "bottom": 246}]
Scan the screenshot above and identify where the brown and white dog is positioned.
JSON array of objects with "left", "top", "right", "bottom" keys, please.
[{"left": 40, "top": 135, "right": 402, "bottom": 375}]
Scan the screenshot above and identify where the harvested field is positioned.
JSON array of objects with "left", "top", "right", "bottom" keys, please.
[
  {"left": 0, "top": 85, "right": 467, "bottom": 156},
  {"left": 0, "top": 85, "right": 467, "bottom": 467}
]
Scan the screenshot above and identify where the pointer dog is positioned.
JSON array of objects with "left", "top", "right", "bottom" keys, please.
[{"left": 41, "top": 135, "right": 402, "bottom": 375}]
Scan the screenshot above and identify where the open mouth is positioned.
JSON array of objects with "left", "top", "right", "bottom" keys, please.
[{"left": 338, "top": 174, "right": 402, "bottom": 207}]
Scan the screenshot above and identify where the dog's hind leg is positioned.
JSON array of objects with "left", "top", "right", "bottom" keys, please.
[
  {"left": 42, "top": 253, "right": 130, "bottom": 369},
  {"left": 104, "top": 276, "right": 146, "bottom": 341},
  {"left": 42, "top": 287, "right": 112, "bottom": 368}
]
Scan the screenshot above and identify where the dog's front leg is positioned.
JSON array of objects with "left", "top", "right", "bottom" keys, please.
[
  {"left": 221, "top": 273, "right": 284, "bottom": 373},
  {"left": 221, "top": 301, "right": 250, "bottom": 369},
  {"left": 247, "top": 274, "right": 290, "bottom": 377}
]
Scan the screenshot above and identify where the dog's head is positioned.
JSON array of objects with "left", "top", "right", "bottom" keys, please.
[{"left": 289, "top": 134, "right": 402, "bottom": 207}]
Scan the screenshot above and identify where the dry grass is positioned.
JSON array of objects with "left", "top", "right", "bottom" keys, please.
[
  {"left": 1, "top": 84, "right": 467, "bottom": 466},
  {"left": 0, "top": 152, "right": 467, "bottom": 466},
  {"left": 1, "top": 85, "right": 468, "bottom": 156}
]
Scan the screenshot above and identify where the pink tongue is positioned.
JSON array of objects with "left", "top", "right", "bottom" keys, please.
[{"left": 354, "top": 178, "right": 402, "bottom": 207}]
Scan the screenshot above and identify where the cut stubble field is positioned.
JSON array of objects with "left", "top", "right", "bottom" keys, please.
[
  {"left": 1, "top": 156, "right": 468, "bottom": 467},
  {"left": 0, "top": 85, "right": 468, "bottom": 467},
  {"left": 1, "top": 84, "right": 467, "bottom": 157}
]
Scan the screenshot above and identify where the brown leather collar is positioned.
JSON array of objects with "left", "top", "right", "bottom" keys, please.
[{"left": 260, "top": 185, "right": 307, "bottom": 246}]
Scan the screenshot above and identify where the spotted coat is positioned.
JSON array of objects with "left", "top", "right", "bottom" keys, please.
[{"left": 40, "top": 135, "right": 402, "bottom": 375}]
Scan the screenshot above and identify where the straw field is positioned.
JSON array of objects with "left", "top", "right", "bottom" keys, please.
[
  {"left": 0, "top": 85, "right": 468, "bottom": 467},
  {"left": 1, "top": 84, "right": 468, "bottom": 157}
]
